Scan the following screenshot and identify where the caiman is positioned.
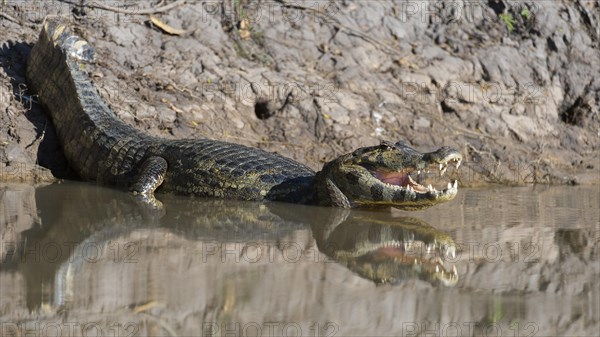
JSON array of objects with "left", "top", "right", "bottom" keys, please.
[{"left": 26, "top": 19, "right": 462, "bottom": 210}]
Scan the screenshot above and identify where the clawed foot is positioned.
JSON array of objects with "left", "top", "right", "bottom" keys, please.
[{"left": 131, "top": 191, "right": 165, "bottom": 219}]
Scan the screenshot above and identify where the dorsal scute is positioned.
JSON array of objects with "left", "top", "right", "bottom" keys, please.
[{"left": 44, "top": 19, "right": 95, "bottom": 63}]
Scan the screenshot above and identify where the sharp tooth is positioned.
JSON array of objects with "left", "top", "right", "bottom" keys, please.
[
  {"left": 447, "top": 182, "right": 452, "bottom": 190},
  {"left": 441, "top": 166, "right": 447, "bottom": 176},
  {"left": 456, "top": 159, "right": 461, "bottom": 169},
  {"left": 452, "top": 265, "right": 457, "bottom": 275},
  {"left": 439, "top": 163, "right": 443, "bottom": 171},
  {"left": 435, "top": 265, "right": 439, "bottom": 273},
  {"left": 428, "top": 184, "right": 433, "bottom": 191},
  {"left": 453, "top": 180, "right": 458, "bottom": 189},
  {"left": 447, "top": 245, "right": 456, "bottom": 259}
]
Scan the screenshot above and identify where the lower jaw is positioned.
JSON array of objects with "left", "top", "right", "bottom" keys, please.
[
  {"left": 373, "top": 170, "right": 459, "bottom": 198},
  {"left": 354, "top": 187, "right": 458, "bottom": 209}
]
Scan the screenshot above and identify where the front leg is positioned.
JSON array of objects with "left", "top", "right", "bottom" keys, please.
[
  {"left": 318, "top": 178, "right": 352, "bottom": 208},
  {"left": 130, "top": 156, "right": 168, "bottom": 208}
]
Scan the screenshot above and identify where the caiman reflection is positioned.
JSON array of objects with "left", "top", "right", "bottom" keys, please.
[
  {"left": 2, "top": 183, "right": 459, "bottom": 312},
  {"left": 309, "top": 210, "right": 458, "bottom": 286}
]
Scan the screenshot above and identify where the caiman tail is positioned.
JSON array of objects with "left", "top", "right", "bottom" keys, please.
[{"left": 26, "top": 20, "right": 151, "bottom": 185}]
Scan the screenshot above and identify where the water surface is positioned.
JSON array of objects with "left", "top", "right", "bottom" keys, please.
[{"left": 1, "top": 183, "right": 598, "bottom": 336}]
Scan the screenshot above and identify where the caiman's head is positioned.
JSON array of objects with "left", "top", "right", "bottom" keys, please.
[{"left": 315, "top": 141, "right": 462, "bottom": 209}]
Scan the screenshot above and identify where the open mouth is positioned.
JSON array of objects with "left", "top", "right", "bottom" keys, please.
[{"left": 370, "top": 157, "right": 462, "bottom": 197}]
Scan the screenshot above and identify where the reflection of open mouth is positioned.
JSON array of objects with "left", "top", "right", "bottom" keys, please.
[
  {"left": 315, "top": 213, "right": 459, "bottom": 286},
  {"left": 371, "top": 243, "right": 458, "bottom": 286},
  {"left": 372, "top": 238, "right": 457, "bottom": 259},
  {"left": 369, "top": 156, "right": 461, "bottom": 197},
  {"left": 361, "top": 239, "right": 459, "bottom": 286}
]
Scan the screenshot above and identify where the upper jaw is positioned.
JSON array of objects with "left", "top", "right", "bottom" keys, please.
[
  {"left": 368, "top": 152, "right": 462, "bottom": 202},
  {"left": 424, "top": 150, "right": 462, "bottom": 176}
]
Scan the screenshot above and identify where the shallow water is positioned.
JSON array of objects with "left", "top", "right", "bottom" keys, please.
[{"left": 0, "top": 183, "right": 598, "bottom": 336}]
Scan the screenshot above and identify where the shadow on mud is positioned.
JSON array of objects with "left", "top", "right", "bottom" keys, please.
[{"left": 0, "top": 40, "right": 72, "bottom": 178}]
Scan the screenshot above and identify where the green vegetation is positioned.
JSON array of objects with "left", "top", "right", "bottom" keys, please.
[
  {"left": 487, "top": 297, "right": 504, "bottom": 323},
  {"left": 234, "top": 0, "right": 247, "bottom": 20},
  {"left": 520, "top": 8, "right": 531, "bottom": 20},
  {"left": 499, "top": 12, "right": 516, "bottom": 32},
  {"left": 499, "top": 7, "right": 533, "bottom": 33}
]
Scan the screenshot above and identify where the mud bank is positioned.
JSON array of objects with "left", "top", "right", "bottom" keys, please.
[{"left": 1, "top": 1, "right": 598, "bottom": 185}]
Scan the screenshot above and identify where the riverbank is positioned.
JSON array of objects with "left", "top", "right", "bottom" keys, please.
[{"left": 1, "top": 1, "right": 598, "bottom": 185}]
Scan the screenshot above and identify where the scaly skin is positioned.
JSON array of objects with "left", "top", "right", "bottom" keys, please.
[{"left": 26, "top": 20, "right": 462, "bottom": 209}]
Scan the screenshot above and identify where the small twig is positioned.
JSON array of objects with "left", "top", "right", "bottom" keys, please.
[
  {"left": 274, "top": 0, "right": 401, "bottom": 56},
  {"left": 0, "top": 11, "right": 20, "bottom": 24},
  {"left": 168, "top": 81, "right": 203, "bottom": 100},
  {"left": 85, "top": 0, "right": 186, "bottom": 15},
  {"left": 135, "top": 312, "right": 178, "bottom": 337},
  {"left": 26, "top": 123, "right": 46, "bottom": 149}
]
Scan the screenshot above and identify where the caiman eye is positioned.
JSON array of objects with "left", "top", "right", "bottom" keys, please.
[{"left": 379, "top": 140, "right": 395, "bottom": 149}]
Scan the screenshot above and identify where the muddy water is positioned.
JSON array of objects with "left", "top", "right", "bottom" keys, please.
[{"left": 0, "top": 183, "right": 598, "bottom": 336}]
